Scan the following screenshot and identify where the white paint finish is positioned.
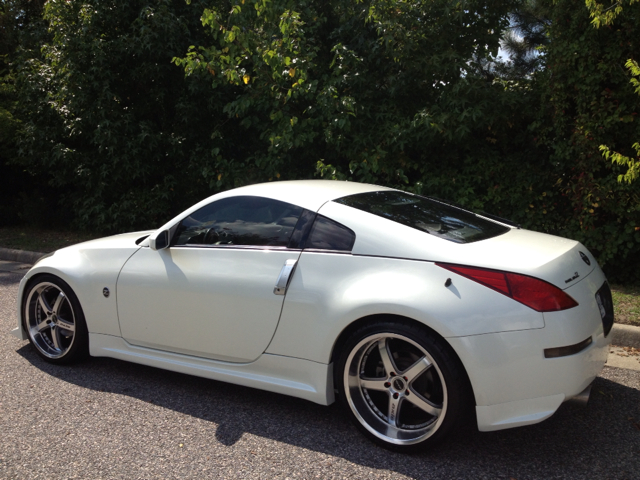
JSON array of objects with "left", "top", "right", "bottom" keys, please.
[
  {"left": 318, "top": 201, "right": 593, "bottom": 289},
  {"left": 10, "top": 326, "right": 26, "bottom": 340},
  {"left": 17, "top": 232, "right": 145, "bottom": 337},
  {"left": 10, "top": 181, "right": 614, "bottom": 437},
  {"left": 447, "top": 270, "right": 610, "bottom": 407},
  {"left": 117, "top": 246, "right": 301, "bottom": 363},
  {"left": 449, "top": 328, "right": 607, "bottom": 407},
  {"left": 89, "top": 333, "right": 334, "bottom": 405},
  {"left": 219, "top": 180, "right": 390, "bottom": 211},
  {"left": 266, "top": 252, "right": 543, "bottom": 363},
  {"left": 148, "top": 180, "right": 391, "bottom": 244},
  {"left": 476, "top": 394, "right": 565, "bottom": 431},
  {"left": 14, "top": 276, "right": 29, "bottom": 339},
  {"left": 543, "top": 266, "right": 609, "bottom": 345}
]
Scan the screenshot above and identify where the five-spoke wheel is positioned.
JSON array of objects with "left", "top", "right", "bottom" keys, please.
[
  {"left": 23, "top": 275, "right": 88, "bottom": 363},
  {"left": 337, "top": 322, "right": 468, "bottom": 451}
]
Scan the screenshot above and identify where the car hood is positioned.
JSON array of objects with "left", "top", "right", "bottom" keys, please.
[
  {"left": 55, "top": 230, "right": 153, "bottom": 254},
  {"left": 31, "top": 230, "right": 153, "bottom": 272}
]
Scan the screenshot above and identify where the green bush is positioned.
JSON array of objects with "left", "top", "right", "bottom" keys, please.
[
  {"left": 14, "top": 0, "right": 259, "bottom": 233},
  {"left": 9, "top": 0, "right": 640, "bottom": 282}
]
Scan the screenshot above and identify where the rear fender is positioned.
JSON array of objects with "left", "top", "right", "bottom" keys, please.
[{"left": 266, "top": 252, "right": 543, "bottom": 364}]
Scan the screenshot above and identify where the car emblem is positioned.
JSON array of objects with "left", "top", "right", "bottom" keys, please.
[
  {"left": 103, "top": 287, "right": 110, "bottom": 298},
  {"left": 564, "top": 272, "right": 580, "bottom": 284},
  {"left": 579, "top": 251, "right": 591, "bottom": 266}
]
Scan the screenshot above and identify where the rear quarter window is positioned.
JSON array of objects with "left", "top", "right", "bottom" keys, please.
[
  {"left": 305, "top": 215, "right": 356, "bottom": 251},
  {"left": 335, "top": 191, "right": 509, "bottom": 244}
]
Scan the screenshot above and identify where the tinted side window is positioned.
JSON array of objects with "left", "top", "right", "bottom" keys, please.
[
  {"left": 174, "top": 196, "right": 303, "bottom": 247},
  {"left": 305, "top": 215, "right": 356, "bottom": 251}
]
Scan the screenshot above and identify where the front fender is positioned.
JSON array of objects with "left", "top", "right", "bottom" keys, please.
[{"left": 15, "top": 232, "right": 149, "bottom": 340}]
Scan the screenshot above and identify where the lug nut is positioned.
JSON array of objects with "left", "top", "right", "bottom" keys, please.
[
  {"left": 393, "top": 392, "right": 399, "bottom": 399},
  {"left": 384, "top": 382, "right": 391, "bottom": 388},
  {"left": 405, "top": 390, "right": 410, "bottom": 395}
]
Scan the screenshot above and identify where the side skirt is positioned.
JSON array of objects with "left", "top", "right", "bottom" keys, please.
[{"left": 89, "top": 333, "right": 335, "bottom": 406}]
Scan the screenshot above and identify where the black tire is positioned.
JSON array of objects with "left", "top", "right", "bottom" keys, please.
[
  {"left": 335, "top": 320, "right": 470, "bottom": 452},
  {"left": 22, "top": 274, "right": 89, "bottom": 364}
]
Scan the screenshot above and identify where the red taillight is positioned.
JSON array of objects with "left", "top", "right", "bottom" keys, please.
[{"left": 436, "top": 263, "right": 579, "bottom": 312}]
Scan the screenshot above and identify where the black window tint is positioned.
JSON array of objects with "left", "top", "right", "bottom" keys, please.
[
  {"left": 174, "top": 196, "right": 303, "bottom": 247},
  {"left": 288, "top": 209, "right": 317, "bottom": 249},
  {"left": 305, "top": 215, "right": 356, "bottom": 251},
  {"left": 335, "top": 191, "right": 509, "bottom": 244}
]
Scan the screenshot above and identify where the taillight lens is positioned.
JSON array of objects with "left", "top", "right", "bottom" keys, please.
[{"left": 436, "top": 263, "right": 579, "bottom": 312}]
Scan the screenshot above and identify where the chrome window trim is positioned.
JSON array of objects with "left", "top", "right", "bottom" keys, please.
[
  {"left": 301, "top": 248, "right": 354, "bottom": 255},
  {"left": 171, "top": 244, "right": 302, "bottom": 252}
]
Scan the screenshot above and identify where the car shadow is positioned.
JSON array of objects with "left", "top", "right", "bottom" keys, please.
[{"left": 15, "top": 344, "right": 640, "bottom": 479}]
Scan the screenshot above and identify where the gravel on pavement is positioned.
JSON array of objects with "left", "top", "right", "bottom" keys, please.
[{"left": 1, "top": 269, "right": 640, "bottom": 480}]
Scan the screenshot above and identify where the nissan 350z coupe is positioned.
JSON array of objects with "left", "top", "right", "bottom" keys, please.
[{"left": 12, "top": 180, "right": 613, "bottom": 451}]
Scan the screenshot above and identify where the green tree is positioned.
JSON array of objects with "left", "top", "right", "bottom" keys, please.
[
  {"left": 498, "top": 0, "right": 551, "bottom": 78},
  {"left": 0, "top": 0, "right": 50, "bottom": 226},
  {"left": 15, "top": 0, "right": 250, "bottom": 232},
  {"left": 585, "top": 0, "right": 640, "bottom": 183},
  {"left": 175, "top": 0, "right": 548, "bottom": 199},
  {"left": 533, "top": 0, "right": 640, "bottom": 280}
]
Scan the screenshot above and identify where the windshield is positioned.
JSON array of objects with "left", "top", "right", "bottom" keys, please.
[{"left": 335, "top": 191, "right": 510, "bottom": 244}]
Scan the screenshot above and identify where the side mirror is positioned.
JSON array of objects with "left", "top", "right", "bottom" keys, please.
[{"left": 149, "top": 230, "right": 170, "bottom": 251}]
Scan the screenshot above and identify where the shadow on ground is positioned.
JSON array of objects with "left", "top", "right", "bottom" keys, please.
[{"left": 16, "top": 344, "right": 640, "bottom": 479}]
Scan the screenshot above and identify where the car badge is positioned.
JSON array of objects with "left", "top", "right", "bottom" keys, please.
[
  {"left": 564, "top": 272, "right": 580, "bottom": 284},
  {"left": 103, "top": 287, "right": 110, "bottom": 298},
  {"left": 579, "top": 251, "right": 591, "bottom": 266}
]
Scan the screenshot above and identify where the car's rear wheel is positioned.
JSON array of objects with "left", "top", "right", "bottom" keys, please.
[
  {"left": 336, "top": 321, "right": 469, "bottom": 451},
  {"left": 23, "top": 275, "right": 89, "bottom": 364}
]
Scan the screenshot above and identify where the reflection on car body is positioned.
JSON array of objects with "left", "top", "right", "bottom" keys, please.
[{"left": 13, "top": 180, "right": 612, "bottom": 452}]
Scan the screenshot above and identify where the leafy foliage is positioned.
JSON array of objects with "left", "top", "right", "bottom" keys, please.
[
  {"left": 176, "top": 0, "right": 538, "bottom": 200},
  {"left": 585, "top": 0, "right": 638, "bottom": 27},
  {"left": 534, "top": 0, "right": 640, "bottom": 281},
  {"left": 498, "top": 0, "right": 551, "bottom": 77},
  {"left": 585, "top": 0, "right": 640, "bottom": 183},
  {"left": 14, "top": 0, "right": 253, "bottom": 232},
  {"left": 0, "top": 0, "right": 52, "bottom": 226},
  {"left": 6, "top": 0, "right": 640, "bottom": 281}
]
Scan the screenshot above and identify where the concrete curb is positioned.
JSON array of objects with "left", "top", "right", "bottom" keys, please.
[
  {"left": 1, "top": 246, "right": 639, "bottom": 348},
  {"left": 0, "top": 247, "right": 48, "bottom": 265},
  {"left": 610, "top": 323, "right": 640, "bottom": 349}
]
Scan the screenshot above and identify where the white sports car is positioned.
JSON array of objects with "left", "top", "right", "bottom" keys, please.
[{"left": 12, "top": 180, "right": 613, "bottom": 451}]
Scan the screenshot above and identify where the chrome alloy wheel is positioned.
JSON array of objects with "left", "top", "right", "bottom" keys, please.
[
  {"left": 25, "top": 281, "right": 78, "bottom": 359},
  {"left": 344, "top": 333, "right": 448, "bottom": 446}
]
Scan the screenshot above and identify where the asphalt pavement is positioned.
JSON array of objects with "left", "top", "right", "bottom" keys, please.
[{"left": 1, "top": 258, "right": 640, "bottom": 479}]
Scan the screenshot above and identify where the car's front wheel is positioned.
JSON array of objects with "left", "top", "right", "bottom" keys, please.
[
  {"left": 23, "top": 274, "right": 89, "bottom": 364},
  {"left": 336, "top": 321, "right": 470, "bottom": 451}
]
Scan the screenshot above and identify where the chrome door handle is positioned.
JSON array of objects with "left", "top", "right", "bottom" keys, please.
[{"left": 274, "top": 259, "right": 298, "bottom": 295}]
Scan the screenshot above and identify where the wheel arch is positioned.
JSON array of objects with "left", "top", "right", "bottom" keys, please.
[
  {"left": 18, "top": 244, "right": 139, "bottom": 338},
  {"left": 18, "top": 269, "right": 71, "bottom": 337},
  {"left": 20, "top": 272, "right": 90, "bottom": 363},
  {"left": 329, "top": 313, "right": 477, "bottom": 407}
]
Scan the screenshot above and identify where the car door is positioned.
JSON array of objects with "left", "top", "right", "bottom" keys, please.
[{"left": 116, "top": 196, "right": 304, "bottom": 363}]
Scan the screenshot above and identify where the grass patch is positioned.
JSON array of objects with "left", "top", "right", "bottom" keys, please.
[
  {"left": 611, "top": 284, "right": 640, "bottom": 327},
  {"left": 0, "top": 226, "right": 100, "bottom": 253}
]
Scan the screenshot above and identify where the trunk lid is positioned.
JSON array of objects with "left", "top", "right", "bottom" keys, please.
[{"left": 435, "top": 228, "right": 596, "bottom": 289}]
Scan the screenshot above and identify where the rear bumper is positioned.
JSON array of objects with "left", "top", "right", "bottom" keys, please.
[{"left": 448, "top": 266, "right": 611, "bottom": 432}]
